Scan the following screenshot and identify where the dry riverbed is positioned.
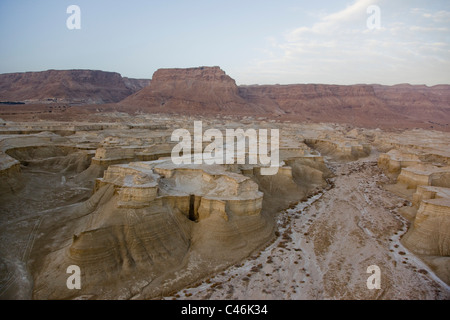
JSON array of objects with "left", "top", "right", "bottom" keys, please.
[{"left": 165, "top": 156, "right": 450, "bottom": 300}]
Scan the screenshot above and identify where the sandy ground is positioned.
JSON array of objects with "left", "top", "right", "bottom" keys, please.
[{"left": 165, "top": 154, "right": 450, "bottom": 300}]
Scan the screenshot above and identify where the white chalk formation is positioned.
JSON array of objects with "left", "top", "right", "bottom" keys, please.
[{"left": 378, "top": 148, "right": 450, "bottom": 257}]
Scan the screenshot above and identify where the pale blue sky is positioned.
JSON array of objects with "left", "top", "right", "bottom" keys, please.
[{"left": 0, "top": 0, "right": 449, "bottom": 85}]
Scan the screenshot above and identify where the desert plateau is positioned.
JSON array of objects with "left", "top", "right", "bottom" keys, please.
[{"left": 0, "top": 66, "right": 449, "bottom": 301}]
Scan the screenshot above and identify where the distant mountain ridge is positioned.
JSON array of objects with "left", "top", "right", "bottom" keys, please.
[
  {"left": 1, "top": 67, "right": 449, "bottom": 130},
  {"left": 0, "top": 69, "right": 150, "bottom": 104},
  {"left": 120, "top": 66, "right": 450, "bottom": 128}
]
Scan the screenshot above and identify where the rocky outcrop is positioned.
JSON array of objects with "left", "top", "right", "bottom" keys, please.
[
  {"left": 2, "top": 67, "right": 449, "bottom": 130},
  {"left": 304, "top": 138, "right": 371, "bottom": 160},
  {"left": 412, "top": 186, "right": 450, "bottom": 207},
  {"left": 119, "top": 67, "right": 284, "bottom": 115},
  {"left": 94, "top": 160, "right": 264, "bottom": 219},
  {"left": 31, "top": 159, "right": 272, "bottom": 299},
  {"left": 372, "top": 84, "right": 450, "bottom": 124},
  {"left": 0, "top": 133, "right": 95, "bottom": 194},
  {"left": 0, "top": 153, "right": 22, "bottom": 194},
  {"left": 397, "top": 164, "right": 450, "bottom": 189},
  {"left": 0, "top": 70, "right": 150, "bottom": 104},
  {"left": 122, "top": 77, "right": 150, "bottom": 92},
  {"left": 239, "top": 84, "right": 389, "bottom": 121},
  {"left": 378, "top": 149, "right": 421, "bottom": 177},
  {"left": 402, "top": 198, "right": 450, "bottom": 256},
  {"left": 21, "top": 119, "right": 335, "bottom": 299},
  {"left": 91, "top": 144, "right": 173, "bottom": 166},
  {"left": 239, "top": 83, "right": 450, "bottom": 129},
  {"left": 378, "top": 145, "right": 450, "bottom": 270}
]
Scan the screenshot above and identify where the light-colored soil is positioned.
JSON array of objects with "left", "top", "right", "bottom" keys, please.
[
  {"left": 166, "top": 155, "right": 450, "bottom": 300},
  {"left": 1, "top": 118, "right": 449, "bottom": 300}
]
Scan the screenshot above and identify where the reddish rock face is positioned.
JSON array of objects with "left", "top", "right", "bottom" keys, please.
[
  {"left": 0, "top": 69, "right": 149, "bottom": 104},
  {"left": 120, "top": 66, "right": 283, "bottom": 115},
  {"left": 1, "top": 66, "right": 449, "bottom": 130},
  {"left": 139, "top": 66, "right": 244, "bottom": 108},
  {"left": 372, "top": 84, "right": 450, "bottom": 123},
  {"left": 239, "top": 84, "right": 390, "bottom": 121},
  {"left": 239, "top": 83, "right": 450, "bottom": 128},
  {"left": 120, "top": 66, "right": 449, "bottom": 129}
]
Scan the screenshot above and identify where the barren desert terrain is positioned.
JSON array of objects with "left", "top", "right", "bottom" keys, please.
[{"left": 0, "top": 67, "right": 449, "bottom": 300}]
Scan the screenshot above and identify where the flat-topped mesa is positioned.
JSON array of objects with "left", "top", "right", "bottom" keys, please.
[
  {"left": 40, "top": 157, "right": 273, "bottom": 299},
  {"left": 121, "top": 66, "right": 240, "bottom": 107},
  {"left": 397, "top": 163, "right": 450, "bottom": 189},
  {"left": 119, "top": 66, "right": 277, "bottom": 114},
  {"left": 95, "top": 160, "right": 263, "bottom": 217},
  {"left": 152, "top": 66, "right": 234, "bottom": 83},
  {"left": 95, "top": 164, "right": 160, "bottom": 208},
  {"left": 378, "top": 149, "right": 421, "bottom": 176},
  {"left": 380, "top": 149, "right": 450, "bottom": 262}
]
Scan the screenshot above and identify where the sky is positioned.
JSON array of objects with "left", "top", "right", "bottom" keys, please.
[{"left": 0, "top": 0, "right": 449, "bottom": 85}]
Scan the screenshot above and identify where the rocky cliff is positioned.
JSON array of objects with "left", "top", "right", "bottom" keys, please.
[
  {"left": 119, "top": 67, "right": 284, "bottom": 115},
  {"left": 239, "top": 83, "right": 450, "bottom": 128},
  {"left": 119, "top": 67, "right": 450, "bottom": 129},
  {"left": 372, "top": 84, "right": 450, "bottom": 124},
  {"left": 376, "top": 134, "right": 450, "bottom": 283},
  {"left": 2, "top": 66, "right": 450, "bottom": 130},
  {"left": 0, "top": 70, "right": 150, "bottom": 104}
]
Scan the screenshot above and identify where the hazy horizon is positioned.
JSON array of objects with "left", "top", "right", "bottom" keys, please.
[{"left": 1, "top": 0, "right": 449, "bottom": 86}]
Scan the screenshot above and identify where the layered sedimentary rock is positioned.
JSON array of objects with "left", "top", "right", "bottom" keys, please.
[
  {"left": 2, "top": 67, "right": 450, "bottom": 130},
  {"left": 378, "top": 149, "right": 421, "bottom": 177},
  {"left": 304, "top": 138, "right": 371, "bottom": 160},
  {"left": 13, "top": 117, "right": 335, "bottom": 299},
  {"left": 0, "top": 70, "right": 149, "bottom": 104},
  {"left": 119, "top": 67, "right": 283, "bottom": 115},
  {"left": 239, "top": 83, "right": 450, "bottom": 129},
  {"left": 122, "top": 77, "right": 150, "bottom": 92},
  {"left": 95, "top": 160, "right": 264, "bottom": 219},
  {"left": 412, "top": 186, "right": 450, "bottom": 207},
  {"left": 91, "top": 144, "right": 173, "bottom": 166},
  {"left": 402, "top": 198, "right": 450, "bottom": 256},
  {"left": 239, "top": 84, "right": 391, "bottom": 122},
  {"left": 374, "top": 130, "right": 450, "bottom": 166},
  {"left": 0, "top": 133, "right": 95, "bottom": 194},
  {"left": 372, "top": 84, "right": 450, "bottom": 124},
  {"left": 397, "top": 164, "right": 450, "bottom": 189},
  {"left": 31, "top": 159, "right": 273, "bottom": 299},
  {"left": 402, "top": 185, "right": 450, "bottom": 257},
  {"left": 378, "top": 143, "right": 450, "bottom": 272}
]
